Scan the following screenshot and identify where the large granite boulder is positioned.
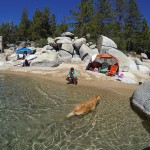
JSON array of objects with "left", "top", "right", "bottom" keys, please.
[
  {"left": 41, "top": 45, "right": 53, "bottom": 53},
  {"left": 137, "top": 65, "right": 150, "bottom": 72},
  {"left": 26, "top": 54, "right": 37, "bottom": 61},
  {"left": 89, "top": 44, "right": 96, "bottom": 49},
  {"left": 61, "top": 43, "right": 74, "bottom": 54},
  {"left": 31, "top": 60, "right": 61, "bottom": 67},
  {"left": 71, "top": 54, "right": 81, "bottom": 62},
  {"left": 132, "top": 81, "right": 150, "bottom": 115},
  {"left": 97, "top": 35, "right": 117, "bottom": 53},
  {"left": 107, "top": 48, "right": 130, "bottom": 71},
  {"left": 56, "top": 39, "right": 73, "bottom": 45},
  {"left": 74, "top": 38, "right": 86, "bottom": 49},
  {"left": 128, "top": 57, "right": 137, "bottom": 71},
  {"left": 19, "top": 41, "right": 27, "bottom": 48},
  {"left": 134, "top": 58, "right": 143, "bottom": 65},
  {"left": 31, "top": 52, "right": 61, "bottom": 67},
  {"left": 61, "top": 32, "right": 74, "bottom": 38},
  {"left": 79, "top": 44, "right": 98, "bottom": 60},
  {"left": 58, "top": 50, "right": 72, "bottom": 62},
  {"left": 55, "top": 37, "right": 71, "bottom": 42},
  {"left": 47, "top": 37, "right": 55, "bottom": 44}
]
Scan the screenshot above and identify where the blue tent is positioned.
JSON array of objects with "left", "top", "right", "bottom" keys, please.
[{"left": 16, "top": 47, "right": 32, "bottom": 54}]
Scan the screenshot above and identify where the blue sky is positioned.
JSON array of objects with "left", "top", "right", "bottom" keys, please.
[{"left": 0, "top": 0, "right": 149, "bottom": 26}]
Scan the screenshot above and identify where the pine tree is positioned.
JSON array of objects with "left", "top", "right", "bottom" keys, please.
[
  {"left": 30, "top": 7, "right": 52, "bottom": 41},
  {"left": 137, "top": 18, "right": 150, "bottom": 53},
  {"left": 41, "top": 7, "right": 51, "bottom": 38},
  {"left": 0, "top": 21, "right": 17, "bottom": 47},
  {"left": 17, "top": 8, "right": 30, "bottom": 41},
  {"left": 30, "top": 8, "right": 43, "bottom": 41},
  {"left": 124, "top": 0, "right": 143, "bottom": 51},
  {"left": 55, "top": 18, "right": 68, "bottom": 36},
  {"left": 50, "top": 13, "right": 57, "bottom": 37},
  {"left": 111, "top": 0, "right": 128, "bottom": 50},
  {"left": 95, "top": 0, "right": 113, "bottom": 35},
  {"left": 70, "top": 0, "right": 95, "bottom": 37}
]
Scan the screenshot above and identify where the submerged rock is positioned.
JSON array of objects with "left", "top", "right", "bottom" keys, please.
[{"left": 132, "top": 81, "right": 150, "bottom": 115}]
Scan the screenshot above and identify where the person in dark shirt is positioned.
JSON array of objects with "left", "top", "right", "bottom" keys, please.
[{"left": 22, "top": 59, "right": 30, "bottom": 67}]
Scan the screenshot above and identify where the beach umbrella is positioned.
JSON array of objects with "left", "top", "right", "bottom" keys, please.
[{"left": 16, "top": 47, "right": 32, "bottom": 54}]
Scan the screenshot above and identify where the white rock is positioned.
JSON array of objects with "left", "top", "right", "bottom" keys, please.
[
  {"left": 61, "top": 43, "right": 74, "bottom": 54},
  {"left": 55, "top": 37, "right": 71, "bottom": 42},
  {"left": 128, "top": 57, "right": 137, "bottom": 71},
  {"left": 137, "top": 65, "right": 150, "bottom": 72},
  {"left": 47, "top": 37, "right": 55, "bottom": 44},
  {"left": 61, "top": 32, "right": 74, "bottom": 38},
  {"left": 26, "top": 54, "right": 37, "bottom": 61},
  {"left": 74, "top": 38, "right": 86, "bottom": 49},
  {"left": 56, "top": 39, "right": 73, "bottom": 44},
  {"left": 89, "top": 44, "right": 96, "bottom": 49}
]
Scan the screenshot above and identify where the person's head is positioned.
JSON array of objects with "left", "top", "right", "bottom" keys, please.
[{"left": 70, "top": 67, "right": 74, "bottom": 73}]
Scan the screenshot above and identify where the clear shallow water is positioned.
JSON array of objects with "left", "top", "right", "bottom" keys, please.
[{"left": 0, "top": 74, "right": 150, "bottom": 150}]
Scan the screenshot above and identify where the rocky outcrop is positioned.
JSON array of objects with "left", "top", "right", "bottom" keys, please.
[
  {"left": 61, "top": 32, "right": 74, "bottom": 38},
  {"left": 137, "top": 65, "right": 150, "bottom": 72},
  {"left": 107, "top": 48, "right": 130, "bottom": 71},
  {"left": 74, "top": 38, "right": 86, "bottom": 50},
  {"left": 128, "top": 57, "right": 137, "bottom": 71},
  {"left": 132, "top": 81, "right": 150, "bottom": 115},
  {"left": 31, "top": 52, "right": 61, "bottom": 67},
  {"left": 58, "top": 50, "right": 72, "bottom": 62},
  {"left": 79, "top": 44, "right": 98, "bottom": 59},
  {"left": 19, "top": 41, "right": 27, "bottom": 48},
  {"left": 97, "top": 35, "right": 117, "bottom": 53},
  {"left": 61, "top": 43, "right": 74, "bottom": 54},
  {"left": 134, "top": 58, "right": 143, "bottom": 65},
  {"left": 31, "top": 60, "right": 62, "bottom": 67}
]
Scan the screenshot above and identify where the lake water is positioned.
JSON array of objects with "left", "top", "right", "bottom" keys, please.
[{"left": 0, "top": 73, "right": 150, "bottom": 150}]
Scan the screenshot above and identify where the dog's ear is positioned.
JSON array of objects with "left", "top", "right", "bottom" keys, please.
[
  {"left": 95, "top": 95, "right": 100, "bottom": 99},
  {"left": 95, "top": 95, "right": 100, "bottom": 100}
]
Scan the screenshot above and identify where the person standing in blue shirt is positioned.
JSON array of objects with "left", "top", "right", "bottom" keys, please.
[{"left": 66, "top": 67, "right": 78, "bottom": 85}]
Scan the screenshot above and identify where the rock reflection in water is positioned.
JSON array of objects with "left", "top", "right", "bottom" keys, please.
[{"left": 0, "top": 74, "right": 150, "bottom": 150}]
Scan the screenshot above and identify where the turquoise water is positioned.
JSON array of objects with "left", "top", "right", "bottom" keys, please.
[{"left": 0, "top": 74, "right": 150, "bottom": 150}]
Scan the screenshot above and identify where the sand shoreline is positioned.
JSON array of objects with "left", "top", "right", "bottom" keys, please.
[{"left": 0, "top": 62, "right": 138, "bottom": 98}]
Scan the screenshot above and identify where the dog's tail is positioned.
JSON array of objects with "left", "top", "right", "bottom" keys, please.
[{"left": 66, "top": 111, "right": 74, "bottom": 118}]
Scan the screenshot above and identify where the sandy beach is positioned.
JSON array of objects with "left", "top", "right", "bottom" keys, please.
[{"left": 0, "top": 61, "right": 139, "bottom": 98}]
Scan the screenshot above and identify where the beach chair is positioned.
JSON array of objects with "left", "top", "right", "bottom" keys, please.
[
  {"left": 106, "top": 64, "right": 118, "bottom": 76},
  {"left": 100, "top": 62, "right": 109, "bottom": 73}
]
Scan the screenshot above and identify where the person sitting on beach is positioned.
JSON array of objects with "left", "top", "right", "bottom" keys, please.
[
  {"left": 22, "top": 59, "right": 30, "bottom": 67},
  {"left": 66, "top": 67, "right": 78, "bottom": 85}
]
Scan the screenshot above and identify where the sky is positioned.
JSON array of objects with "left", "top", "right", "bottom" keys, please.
[{"left": 0, "top": 0, "right": 149, "bottom": 26}]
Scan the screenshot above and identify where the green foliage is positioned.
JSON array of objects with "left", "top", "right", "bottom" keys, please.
[
  {"left": 70, "top": 0, "right": 95, "bottom": 37},
  {"left": 0, "top": 22, "right": 17, "bottom": 47},
  {"left": 0, "top": 0, "right": 149, "bottom": 53},
  {"left": 50, "top": 13, "right": 57, "bottom": 36},
  {"left": 35, "top": 38, "right": 47, "bottom": 48},
  {"left": 16, "top": 8, "right": 30, "bottom": 41},
  {"left": 69, "top": 0, "right": 149, "bottom": 53}
]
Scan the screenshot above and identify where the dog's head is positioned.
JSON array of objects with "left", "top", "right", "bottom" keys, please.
[{"left": 93, "top": 95, "right": 100, "bottom": 104}]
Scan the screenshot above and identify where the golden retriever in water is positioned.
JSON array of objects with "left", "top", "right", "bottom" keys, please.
[{"left": 66, "top": 95, "right": 100, "bottom": 118}]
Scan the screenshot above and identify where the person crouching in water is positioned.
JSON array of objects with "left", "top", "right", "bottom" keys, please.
[{"left": 66, "top": 67, "right": 78, "bottom": 85}]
